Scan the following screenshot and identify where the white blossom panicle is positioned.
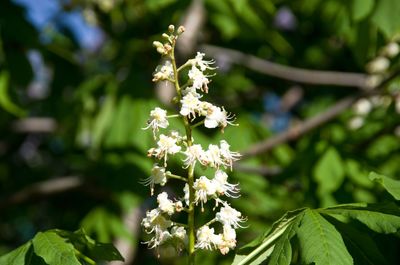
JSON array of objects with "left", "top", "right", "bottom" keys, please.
[
  {"left": 193, "top": 176, "right": 217, "bottom": 210},
  {"left": 143, "top": 107, "right": 169, "bottom": 138},
  {"left": 213, "top": 170, "right": 240, "bottom": 198},
  {"left": 141, "top": 164, "right": 167, "bottom": 195},
  {"left": 142, "top": 27, "right": 244, "bottom": 255},
  {"left": 152, "top": 60, "right": 174, "bottom": 82},
  {"left": 195, "top": 226, "right": 219, "bottom": 250},
  {"left": 188, "top": 65, "right": 210, "bottom": 93},
  {"left": 157, "top": 192, "right": 175, "bottom": 215},
  {"left": 216, "top": 203, "right": 245, "bottom": 228}
]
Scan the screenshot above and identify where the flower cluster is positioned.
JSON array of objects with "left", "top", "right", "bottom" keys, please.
[
  {"left": 349, "top": 37, "right": 400, "bottom": 132},
  {"left": 141, "top": 25, "right": 244, "bottom": 257}
]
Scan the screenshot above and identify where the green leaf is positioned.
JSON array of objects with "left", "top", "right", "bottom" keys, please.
[
  {"left": 321, "top": 203, "right": 400, "bottom": 234},
  {"left": 91, "top": 82, "right": 117, "bottom": 149},
  {"left": 87, "top": 242, "right": 124, "bottom": 262},
  {"left": 0, "top": 71, "right": 26, "bottom": 117},
  {"left": 234, "top": 209, "right": 305, "bottom": 265},
  {"left": 32, "top": 231, "right": 81, "bottom": 265},
  {"left": 371, "top": 0, "right": 400, "bottom": 38},
  {"left": 54, "top": 229, "right": 124, "bottom": 262},
  {"left": 313, "top": 147, "right": 345, "bottom": 202},
  {"left": 345, "top": 159, "right": 373, "bottom": 188},
  {"left": 351, "top": 0, "right": 375, "bottom": 21},
  {"left": 327, "top": 216, "right": 387, "bottom": 265},
  {"left": 211, "top": 14, "right": 240, "bottom": 40},
  {"left": 369, "top": 172, "right": 400, "bottom": 200},
  {"left": 267, "top": 216, "right": 300, "bottom": 265},
  {"left": 0, "top": 241, "right": 32, "bottom": 265},
  {"left": 297, "top": 209, "right": 353, "bottom": 265}
]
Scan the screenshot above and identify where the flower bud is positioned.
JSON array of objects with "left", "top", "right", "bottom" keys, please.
[
  {"left": 162, "top": 33, "right": 170, "bottom": 39},
  {"left": 177, "top": 26, "right": 185, "bottom": 34},
  {"left": 366, "top": 56, "right": 390, "bottom": 74},
  {"left": 175, "top": 201, "right": 183, "bottom": 212},
  {"left": 157, "top": 47, "right": 166, "bottom": 54},
  {"left": 354, "top": 98, "right": 372, "bottom": 115},
  {"left": 382, "top": 42, "right": 400, "bottom": 58},
  {"left": 153, "top": 41, "right": 163, "bottom": 48},
  {"left": 365, "top": 74, "right": 383, "bottom": 89},
  {"left": 168, "top": 25, "right": 175, "bottom": 33},
  {"left": 164, "top": 44, "right": 172, "bottom": 53}
]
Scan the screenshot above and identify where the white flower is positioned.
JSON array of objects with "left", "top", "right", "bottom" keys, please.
[
  {"left": 203, "top": 144, "right": 224, "bottom": 168},
  {"left": 367, "top": 56, "right": 390, "bottom": 74},
  {"left": 141, "top": 208, "right": 173, "bottom": 249},
  {"left": 171, "top": 226, "right": 187, "bottom": 241},
  {"left": 182, "top": 86, "right": 202, "bottom": 98},
  {"left": 217, "top": 226, "right": 237, "bottom": 255},
  {"left": 348, "top": 116, "right": 364, "bottom": 130},
  {"left": 188, "top": 65, "right": 210, "bottom": 92},
  {"left": 152, "top": 60, "right": 174, "bottom": 82},
  {"left": 174, "top": 201, "right": 183, "bottom": 212},
  {"left": 216, "top": 204, "right": 245, "bottom": 228},
  {"left": 143, "top": 107, "right": 169, "bottom": 138},
  {"left": 219, "top": 140, "right": 241, "bottom": 169},
  {"left": 195, "top": 226, "right": 219, "bottom": 250},
  {"left": 204, "top": 106, "right": 235, "bottom": 130},
  {"left": 144, "top": 228, "right": 172, "bottom": 249},
  {"left": 365, "top": 75, "right": 383, "bottom": 89},
  {"left": 192, "top": 52, "right": 216, "bottom": 72},
  {"left": 142, "top": 208, "right": 172, "bottom": 233},
  {"left": 183, "top": 144, "right": 205, "bottom": 167},
  {"left": 141, "top": 164, "right": 167, "bottom": 195},
  {"left": 157, "top": 192, "right": 175, "bottom": 215},
  {"left": 382, "top": 42, "right": 400, "bottom": 58},
  {"left": 354, "top": 98, "right": 372, "bottom": 116},
  {"left": 180, "top": 93, "right": 202, "bottom": 118},
  {"left": 149, "top": 134, "right": 182, "bottom": 165},
  {"left": 213, "top": 170, "right": 239, "bottom": 198},
  {"left": 193, "top": 176, "right": 217, "bottom": 209}
]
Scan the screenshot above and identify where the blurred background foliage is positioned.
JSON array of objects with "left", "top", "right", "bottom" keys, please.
[{"left": 1, "top": 0, "right": 400, "bottom": 264}]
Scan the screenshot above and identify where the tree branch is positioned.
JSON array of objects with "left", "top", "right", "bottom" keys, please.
[
  {"left": 0, "top": 176, "right": 110, "bottom": 210},
  {"left": 12, "top": 117, "right": 57, "bottom": 133},
  {"left": 241, "top": 69, "right": 400, "bottom": 158},
  {"left": 233, "top": 163, "right": 282, "bottom": 177},
  {"left": 200, "top": 44, "right": 368, "bottom": 88}
]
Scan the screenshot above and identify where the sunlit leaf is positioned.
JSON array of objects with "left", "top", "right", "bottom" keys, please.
[
  {"left": 297, "top": 209, "right": 353, "bottom": 265},
  {"left": 369, "top": 172, "right": 400, "bottom": 200}
]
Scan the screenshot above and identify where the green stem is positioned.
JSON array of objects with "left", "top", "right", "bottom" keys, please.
[
  {"left": 201, "top": 218, "right": 217, "bottom": 228},
  {"left": 75, "top": 250, "right": 96, "bottom": 265},
  {"left": 167, "top": 172, "right": 188, "bottom": 182},
  {"left": 177, "top": 61, "right": 192, "bottom": 72},
  {"left": 191, "top": 120, "right": 204, "bottom": 129},
  {"left": 170, "top": 40, "right": 196, "bottom": 265}
]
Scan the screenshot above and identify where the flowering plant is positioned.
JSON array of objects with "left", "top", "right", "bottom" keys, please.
[{"left": 141, "top": 25, "right": 244, "bottom": 264}]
